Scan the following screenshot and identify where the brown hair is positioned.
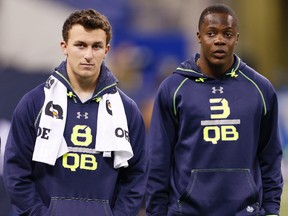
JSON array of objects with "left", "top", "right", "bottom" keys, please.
[{"left": 62, "top": 9, "right": 112, "bottom": 45}]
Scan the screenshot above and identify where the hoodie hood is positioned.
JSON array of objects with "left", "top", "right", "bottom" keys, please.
[
  {"left": 174, "top": 53, "right": 246, "bottom": 81},
  {"left": 52, "top": 61, "right": 118, "bottom": 99}
]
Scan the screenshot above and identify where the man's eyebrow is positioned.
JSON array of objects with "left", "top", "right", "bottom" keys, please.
[
  {"left": 73, "top": 40, "right": 85, "bottom": 44},
  {"left": 206, "top": 26, "right": 234, "bottom": 30},
  {"left": 93, "top": 41, "right": 104, "bottom": 45},
  {"left": 73, "top": 40, "right": 104, "bottom": 45}
]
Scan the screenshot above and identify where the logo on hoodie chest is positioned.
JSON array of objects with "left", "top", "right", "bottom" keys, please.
[
  {"left": 212, "top": 86, "right": 224, "bottom": 94},
  {"left": 201, "top": 98, "right": 240, "bottom": 144}
]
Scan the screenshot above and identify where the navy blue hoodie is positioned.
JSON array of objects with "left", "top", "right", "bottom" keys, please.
[
  {"left": 146, "top": 54, "right": 283, "bottom": 216},
  {"left": 4, "top": 61, "right": 148, "bottom": 216}
]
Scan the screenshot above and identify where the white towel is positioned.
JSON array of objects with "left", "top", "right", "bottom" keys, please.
[
  {"left": 32, "top": 75, "right": 133, "bottom": 168},
  {"left": 95, "top": 92, "right": 133, "bottom": 168},
  {"left": 32, "top": 76, "right": 68, "bottom": 165}
]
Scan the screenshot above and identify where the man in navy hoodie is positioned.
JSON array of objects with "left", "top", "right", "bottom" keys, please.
[
  {"left": 146, "top": 4, "right": 283, "bottom": 216},
  {"left": 4, "top": 9, "right": 147, "bottom": 216}
]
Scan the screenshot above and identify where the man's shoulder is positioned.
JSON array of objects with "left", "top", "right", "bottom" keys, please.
[{"left": 240, "top": 64, "right": 272, "bottom": 86}]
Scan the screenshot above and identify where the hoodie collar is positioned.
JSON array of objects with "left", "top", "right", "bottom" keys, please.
[{"left": 174, "top": 53, "right": 245, "bottom": 81}]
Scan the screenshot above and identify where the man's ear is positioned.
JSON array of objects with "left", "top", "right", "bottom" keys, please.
[
  {"left": 60, "top": 41, "right": 68, "bottom": 55},
  {"left": 103, "top": 44, "right": 110, "bottom": 59},
  {"left": 235, "top": 33, "right": 240, "bottom": 45},
  {"left": 197, "top": 32, "right": 201, "bottom": 44}
]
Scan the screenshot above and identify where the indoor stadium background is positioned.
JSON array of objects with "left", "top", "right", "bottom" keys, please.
[{"left": 0, "top": 0, "right": 287, "bottom": 215}]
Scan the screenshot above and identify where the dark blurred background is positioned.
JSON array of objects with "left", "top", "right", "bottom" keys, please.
[{"left": 0, "top": 0, "right": 288, "bottom": 215}]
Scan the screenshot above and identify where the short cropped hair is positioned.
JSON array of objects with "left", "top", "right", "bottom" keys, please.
[
  {"left": 62, "top": 9, "right": 112, "bottom": 45},
  {"left": 198, "top": 4, "right": 238, "bottom": 30}
]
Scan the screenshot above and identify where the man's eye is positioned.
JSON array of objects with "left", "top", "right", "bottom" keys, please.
[
  {"left": 93, "top": 44, "right": 102, "bottom": 49},
  {"left": 225, "top": 32, "right": 233, "bottom": 37},
  {"left": 76, "top": 44, "right": 84, "bottom": 48},
  {"left": 208, "top": 32, "right": 215, "bottom": 36}
]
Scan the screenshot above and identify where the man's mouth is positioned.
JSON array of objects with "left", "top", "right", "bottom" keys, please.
[
  {"left": 81, "top": 63, "right": 94, "bottom": 67},
  {"left": 213, "top": 50, "right": 226, "bottom": 58}
]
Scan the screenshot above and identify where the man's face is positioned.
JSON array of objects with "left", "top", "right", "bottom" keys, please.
[
  {"left": 197, "top": 13, "right": 239, "bottom": 68},
  {"left": 61, "top": 24, "right": 110, "bottom": 82}
]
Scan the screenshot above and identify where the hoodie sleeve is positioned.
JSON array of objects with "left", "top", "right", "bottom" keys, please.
[
  {"left": 146, "top": 78, "right": 178, "bottom": 215},
  {"left": 4, "top": 91, "right": 48, "bottom": 215},
  {"left": 258, "top": 85, "right": 283, "bottom": 215},
  {"left": 112, "top": 96, "right": 148, "bottom": 216}
]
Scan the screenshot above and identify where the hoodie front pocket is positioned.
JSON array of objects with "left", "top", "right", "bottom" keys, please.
[
  {"left": 178, "top": 168, "right": 259, "bottom": 216},
  {"left": 46, "top": 197, "right": 113, "bottom": 216}
]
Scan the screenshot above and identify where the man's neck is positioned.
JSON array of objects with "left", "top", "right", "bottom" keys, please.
[{"left": 196, "top": 58, "right": 233, "bottom": 78}]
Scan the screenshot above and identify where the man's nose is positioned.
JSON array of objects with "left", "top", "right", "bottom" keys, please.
[
  {"left": 214, "top": 34, "right": 225, "bottom": 44},
  {"left": 84, "top": 47, "right": 93, "bottom": 60}
]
